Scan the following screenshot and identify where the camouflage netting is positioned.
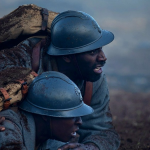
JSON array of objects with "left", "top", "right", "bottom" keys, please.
[
  {"left": 0, "top": 67, "right": 32, "bottom": 87},
  {"left": 0, "top": 4, "right": 57, "bottom": 110},
  {"left": 0, "top": 38, "right": 40, "bottom": 111},
  {"left": 0, "top": 4, "right": 58, "bottom": 49},
  {"left": 0, "top": 41, "right": 33, "bottom": 72},
  {"left": 0, "top": 67, "right": 36, "bottom": 111}
]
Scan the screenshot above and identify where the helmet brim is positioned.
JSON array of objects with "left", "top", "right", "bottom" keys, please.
[
  {"left": 19, "top": 100, "right": 94, "bottom": 118},
  {"left": 47, "top": 30, "right": 114, "bottom": 56}
]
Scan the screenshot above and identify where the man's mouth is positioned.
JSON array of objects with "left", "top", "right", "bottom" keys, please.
[
  {"left": 71, "top": 131, "right": 77, "bottom": 137},
  {"left": 71, "top": 128, "right": 79, "bottom": 137},
  {"left": 93, "top": 66, "right": 102, "bottom": 74}
]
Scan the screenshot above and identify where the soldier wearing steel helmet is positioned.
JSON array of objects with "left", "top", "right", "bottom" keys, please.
[
  {"left": 42, "top": 11, "right": 120, "bottom": 150},
  {"left": 0, "top": 10, "right": 120, "bottom": 150},
  {"left": 0, "top": 71, "right": 93, "bottom": 150}
]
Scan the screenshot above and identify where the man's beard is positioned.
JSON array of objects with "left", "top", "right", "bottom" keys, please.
[
  {"left": 84, "top": 72, "right": 102, "bottom": 82},
  {"left": 83, "top": 61, "right": 106, "bottom": 82}
]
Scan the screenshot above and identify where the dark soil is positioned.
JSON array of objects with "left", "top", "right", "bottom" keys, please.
[{"left": 110, "top": 90, "right": 150, "bottom": 150}]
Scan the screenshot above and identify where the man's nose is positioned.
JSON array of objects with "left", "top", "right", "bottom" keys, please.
[
  {"left": 97, "top": 50, "right": 107, "bottom": 61},
  {"left": 75, "top": 117, "right": 82, "bottom": 125}
]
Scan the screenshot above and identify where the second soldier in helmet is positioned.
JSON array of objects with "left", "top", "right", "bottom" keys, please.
[{"left": 0, "top": 71, "right": 93, "bottom": 150}]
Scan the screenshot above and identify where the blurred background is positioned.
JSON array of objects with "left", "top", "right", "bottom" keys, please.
[{"left": 0, "top": 0, "right": 150, "bottom": 149}]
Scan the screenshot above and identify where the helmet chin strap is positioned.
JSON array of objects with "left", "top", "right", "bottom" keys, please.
[{"left": 71, "top": 55, "right": 84, "bottom": 80}]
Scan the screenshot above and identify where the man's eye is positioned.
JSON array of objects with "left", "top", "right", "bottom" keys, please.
[
  {"left": 89, "top": 50, "right": 98, "bottom": 55},
  {"left": 90, "top": 51, "right": 94, "bottom": 54}
]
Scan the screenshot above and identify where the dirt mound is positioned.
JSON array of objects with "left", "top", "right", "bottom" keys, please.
[{"left": 110, "top": 90, "right": 150, "bottom": 150}]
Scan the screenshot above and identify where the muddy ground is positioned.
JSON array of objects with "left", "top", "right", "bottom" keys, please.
[{"left": 110, "top": 90, "right": 150, "bottom": 150}]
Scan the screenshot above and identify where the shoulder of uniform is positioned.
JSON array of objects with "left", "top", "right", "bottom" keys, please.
[{"left": 0, "top": 109, "right": 19, "bottom": 119}]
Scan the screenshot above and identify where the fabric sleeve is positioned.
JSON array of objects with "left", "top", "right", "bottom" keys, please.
[
  {"left": 0, "top": 109, "right": 27, "bottom": 150},
  {"left": 78, "top": 74, "right": 120, "bottom": 150}
]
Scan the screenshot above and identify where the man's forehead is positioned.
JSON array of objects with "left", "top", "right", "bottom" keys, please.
[
  {"left": 86, "top": 47, "right": 103, "bottom": 53},
  {"left": 64, "top": 47, "right": 103, "bottom": 57}
]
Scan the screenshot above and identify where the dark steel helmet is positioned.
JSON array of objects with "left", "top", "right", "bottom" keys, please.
[
  {"left": 47, "top": 10, "right": 114, "bottom": 56},
  {"left": 19, "top": 71, "right": 93, "bottom": 117}
]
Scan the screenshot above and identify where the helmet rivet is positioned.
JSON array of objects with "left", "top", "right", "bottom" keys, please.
[
  {"left": 80, "top": 95, "right": 83, "bottom": 101},
  {"left": 75, "top": 86, "right": 80, "bottom": 96}
]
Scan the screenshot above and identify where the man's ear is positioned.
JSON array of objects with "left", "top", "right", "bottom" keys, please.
[{"left": 62, "top": 55, "right": 71, "bottom": 63}]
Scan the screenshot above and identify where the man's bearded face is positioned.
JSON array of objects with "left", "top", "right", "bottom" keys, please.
[{"left": 75, "top": 47, "right": 107, "bottom": 82}]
